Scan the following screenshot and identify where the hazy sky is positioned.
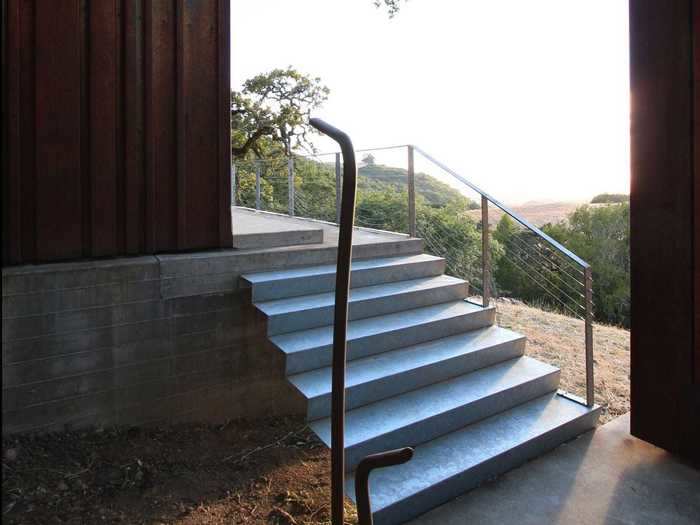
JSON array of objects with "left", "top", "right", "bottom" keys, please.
[{"left": 231, "top": 1, "right": 630, "bottom": 205}]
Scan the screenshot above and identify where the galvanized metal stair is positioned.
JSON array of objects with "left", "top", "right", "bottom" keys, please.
[{"left": 242, "top": 253, "right": 600, "bottom": 524}]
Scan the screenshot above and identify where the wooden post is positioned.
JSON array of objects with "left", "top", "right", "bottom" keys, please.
[
  {"left": 407, "top": 146, "right": 416, "bottom": 237},
  {"left": 481, "top": 196, "right": 491, "bottom": 307}
]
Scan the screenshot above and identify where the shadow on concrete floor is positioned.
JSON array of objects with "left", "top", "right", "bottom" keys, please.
[{"left": 409, "top": 413, "right": 700, "bottom": 525}]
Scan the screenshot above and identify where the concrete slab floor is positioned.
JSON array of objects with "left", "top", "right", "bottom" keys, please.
[
  {"left": 409, "top": 413, "right": 700, "bottom": 525},
  {"left": 232, "top": 206, "right": 411, "bottom": 247}
]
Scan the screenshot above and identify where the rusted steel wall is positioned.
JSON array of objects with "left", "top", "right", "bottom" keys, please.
[
  {"left": 2, "top": 0, "right": 232, "bottom": 265},
  {"left": 629, "top": 0, "right": 699, "bottom": 463}
]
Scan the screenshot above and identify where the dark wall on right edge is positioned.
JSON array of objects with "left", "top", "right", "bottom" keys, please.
[{"left": 629, "top": 0, "right": 699, "bottom": 463}]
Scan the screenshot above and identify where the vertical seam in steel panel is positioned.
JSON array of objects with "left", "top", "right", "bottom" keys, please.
[
  {"left": 81, "top": 0, "right": 92, "bottom": 257},
  {"left": 117, "top": 0, "right": 127, "bottom": 254},
  {"left": 176, "top": 0, "right": 186, "bottom": 250},
  {"left": 218, "top": 0, "right": 231, "bottom": 247},
  {"left": 144, "top": 0, "right": 155, "bottom": 253}
]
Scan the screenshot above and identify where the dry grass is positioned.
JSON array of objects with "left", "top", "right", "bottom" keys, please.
[
  {"left": 465, "top": 201, "right": 612, "bottom": 227},
  {"left": 496, "top": 299, "right": 630, "bottom": 423}
]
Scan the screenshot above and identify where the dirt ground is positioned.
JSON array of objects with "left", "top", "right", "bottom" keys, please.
[
  {"left": 2, "top": 417, "right": 353, "bottom": 525},
  {"left": 2, "top": 301, "right": 630, "bottom": 524},
  {"left": 496, "top": 298, "right": 630, "bottom": 424}
]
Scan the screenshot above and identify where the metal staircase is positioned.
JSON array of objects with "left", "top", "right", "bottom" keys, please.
[{"left": 242, "top": 253, "right": 600, "bottom": 524}]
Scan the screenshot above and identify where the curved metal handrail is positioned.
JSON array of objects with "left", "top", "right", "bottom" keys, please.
[
  {"left": 309, "top": 118, "right": 357, "bottom": 525},
  {"left": 309, "top": 119, "right": 415, "bottom": 525},
  {"left": 355, "top": 447, "right": 414, "bottom": 525}
]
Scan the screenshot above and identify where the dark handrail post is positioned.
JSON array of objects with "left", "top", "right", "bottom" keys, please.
[
  {"left": 407, "top": 146, "right": 416, "bottom": 237},
  {"left": 584, "top": 266, "right": 594, "bottom": 407},
  {"left": 309, "top": 118, "right": 357, "bottom": 525},
  {"left": 335, "top": 152, "right": 342, "bottom": 224},
  {"left": 231, "top": 163, "right": 237, "bottom": 207},
  {"left": 481, "top": 196, "right": 491, "bottom": 307},
  {"left": 255, "top": 160, "right": 262, "bottom": 210},
  {"left": 288, "top": 157, "right": 295, "bottom": 216}
]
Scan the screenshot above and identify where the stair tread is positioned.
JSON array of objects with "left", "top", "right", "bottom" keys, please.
[
  {"left": 271, "top": 300, "right": 487, "bottom": 354},
  {"left": 242, "top": 254, "right": 443, "bottom": 284},
  {"left": 255, "top": 274, "right": 466, "bottom": 317},
  {"left": 346, "top": 393, "right": 597, "bottom": 513},
  {"left": 309, "top": 355, "right": 556, "bottom": 448},
  {"left": 290, "top": 326, "right": 525, "bottom": 399}
]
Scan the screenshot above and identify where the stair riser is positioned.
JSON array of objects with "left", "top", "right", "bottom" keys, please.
[
  {"left": 248, "top": 258, "right": 446, "bottom": 302},
  {"left": 266, "top": 281, "right": 468, "bottom": 336},
  {"left": 284, "top": 306, "right": 496, "bottom": 375},
  {"left": 305, "top": 338, "right": 526, "bottom": 420},
  {"left": 372, "top": 408, "right": 599, "bottom": 525},
  {"left": 342, "top": 370, "right": 559, "bottom": 470},
  {"left": 232, "top": 229, "right": 323, "bottom": 249}
]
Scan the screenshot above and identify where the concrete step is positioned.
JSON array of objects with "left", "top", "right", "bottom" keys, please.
[
  {"left": 291, "top": 326, "right": 526, "bottom": 420},
  {"left": 346, "top": 393, "right": 601, "bottom": 525},
  {"left": 271, "top": 301, "right": 496, "bottom": 375},
  {"left": 257, "top": 275, "right": 468, "bottom": 336},
  {"left": 310, "top": 356, "right": 558, "bottom": 470},
  {"left": 241, "top": 254, "right": 446, "bottom": 302}
]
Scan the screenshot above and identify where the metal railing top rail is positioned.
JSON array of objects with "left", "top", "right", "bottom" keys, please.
[
  {"left": 411, "top": 145, "right": 590, "bottom": 270},
  {"left": 234, "top": 144, "right": 590, "bottom": 270},
  {"left": 295, "top": 144, "right": 411, "bottom": 158}
]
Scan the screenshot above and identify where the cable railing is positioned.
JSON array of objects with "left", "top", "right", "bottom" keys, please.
[{"left": 232, "top": 144, "right": 595, "bottom": 408}]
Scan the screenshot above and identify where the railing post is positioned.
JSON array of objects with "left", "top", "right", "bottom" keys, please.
[
  {"left": 335, "top": 153, "right": 342, "bottom": 224},
  {"left": 288, "top": 157, "right": 295, "bottom": 216},
  {"left": 584, "top": 266, "right": 594, "bottom": 407},
  {"left": 231, "top": 163, "right": 237, "bottom": 207},
  {"left": 407, "top": 146, "right": 416, "bottom": 237},
  {"left": 481, "top": 196, "right": 491, "bottom": 307},
  {"left": 255, "top": 161, "right": 261, "bottom": 210}
]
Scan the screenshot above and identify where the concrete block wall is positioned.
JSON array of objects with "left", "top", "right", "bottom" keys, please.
[
  {"left": 2, "top": 239, "right": 423, "bottom": 435},
  {"left": 1, "top": 253, "right": 305, "bottom": 435}
]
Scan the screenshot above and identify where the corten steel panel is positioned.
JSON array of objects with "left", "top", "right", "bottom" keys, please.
[
  {"left": 145, "top": 1, "right": 178, "bottom": 252},
  {"left": 629, "top": 0, "right": 700, "bottom": 463},
  {"left": 89, "top": 0, "right": 121, "bottom": 256},
  {"left": 694, "top": 3, "right": 699, "bottom": 385},
  {"left": 1, "top": 0, "right": 232, "bottom": 265},
  {"left": 34, "top": 1, "right": 84, "bottom": 260}
]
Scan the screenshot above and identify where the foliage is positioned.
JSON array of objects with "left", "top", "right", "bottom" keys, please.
[
  {"left": 544, "top": 204, "right": 630, "bottom": 327},
  {"left": 374, "top": 0, "right": 405, "bottom": 17},
  {"left": 493, "top": 204, "right": 630, "bottom": 327},
  {"left": 591, "top": 193, "right": 628, "bottom": 204},
  {"left": 231, "top": 68, "right": 329, "bottom": 158},
  {"left": 358, "top": 164, "right": 479, "bottom": 209}
]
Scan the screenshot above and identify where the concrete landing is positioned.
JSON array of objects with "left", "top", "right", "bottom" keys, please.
[
  {"left": 232, "top": 206, "right": 411, "bottom": 250},
  {"left": 408, "top": 413, "right": 700, "bottom": 525},
  {"left": 232, "top": 208, "right": 324, "bottom": 248}
]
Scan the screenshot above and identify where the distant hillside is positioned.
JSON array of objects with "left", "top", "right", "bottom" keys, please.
[
  {"left": 466, "top": 201, "right": 612, "bottom": 228},
  {"left": 358, "top": 164, "right": 478, "bottom": 209},
  {"left": 591, "top": 193, "right": 629, "bottom": 204}
]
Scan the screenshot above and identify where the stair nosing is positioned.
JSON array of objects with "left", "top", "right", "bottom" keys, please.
[
  {"left": 347, "top": 393, "right": 600, "bottom": 516},
  {"left": 271, "top": 300, "right": 492, "bottom": 355},
  {"left": 255, "top": 274, "right": 467, "bottom": 317},
  {"left": 309, "top": 355, "right": 559, "bottom": 450},
  {"left": 290, "top": 326, "right": 526, "bottom": 400},
  {"left": 242, "top": 253, "right": 444, "bottom": 284}
]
